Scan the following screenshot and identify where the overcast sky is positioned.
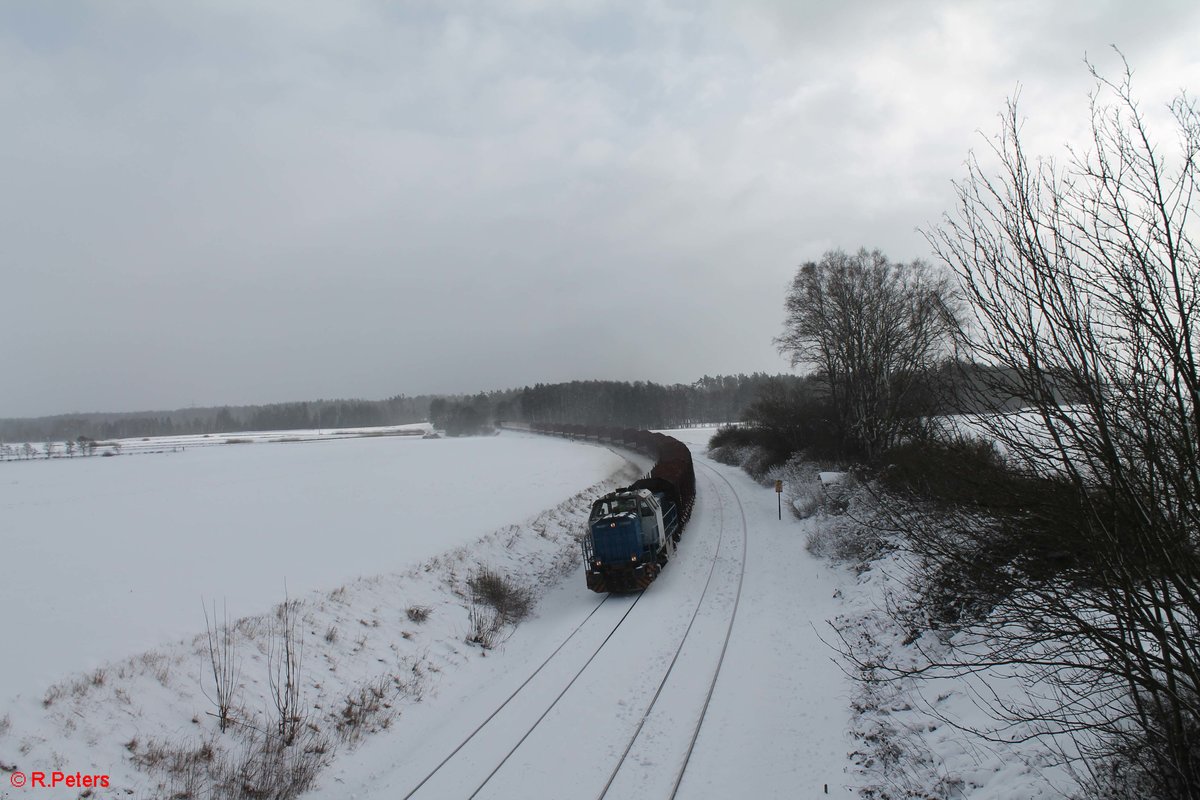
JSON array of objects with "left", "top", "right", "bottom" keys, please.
[{"left": 3, "top": 1, "right": 1198, "bottom": 417}]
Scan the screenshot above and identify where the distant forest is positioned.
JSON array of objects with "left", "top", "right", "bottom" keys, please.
[
  {"left": 514, "top": 374, "right": 784, "bottom": 428},
  {"left": 0, "top": 395, "right": 434, "bottom": 444},
  {"left": 429, "top": 366, "right": 1038, "bottom": 437},
  {"left": 429, "top": 374, "right": 799, "bottom": 436},
  {"left": 0, "top": 374, "right": 788, "bottom": 444}
]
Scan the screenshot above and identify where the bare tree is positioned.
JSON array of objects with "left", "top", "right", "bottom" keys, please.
[
  {"left": 921, "top": 54, "right": 1200, "bottom": 797},
  {"left": 775, "top": 248, "right": 958, "bottom": 460}
]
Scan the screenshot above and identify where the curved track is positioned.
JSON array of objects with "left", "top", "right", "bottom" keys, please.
[
  {"left": 399, "top": 594, "right": 624, "bottom": 800},
  {"left": 399, "top": 452, "right": 749, "bottom": 800},
  {"left": 597, "top": 462, "right": 749, "bottom": 799}
]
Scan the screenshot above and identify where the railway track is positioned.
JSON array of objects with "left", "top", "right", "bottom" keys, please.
[
  {"left": 399, "top": 454, "right": 749, "bottom": 800},
  {"left": 400, "top": 593, "right": 642, "bottom": 800},
  {"left": 598, "top": 461, "right": 750, "bottom": 799}
]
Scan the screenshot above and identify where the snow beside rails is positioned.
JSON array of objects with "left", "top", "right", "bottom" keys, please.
[
  {"left": 680, "top": 425, "right": 1081, "bottom": 798},
  {"left": 5, "top": 421, "right": 1071, "bottom": 799},
  {"left": 305, "top": 428, "right": 862, "bottom": 800},
  {"left": 834, "top": 551, "right": 1081, "bottom": 799}
]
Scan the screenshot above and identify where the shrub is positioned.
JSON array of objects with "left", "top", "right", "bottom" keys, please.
[
  {"left": 1081, "top": 688, "right": 1200, "bottom": 800},
  {"left": 467, "top": 569, "right": 532, "bottom": 625},
  {"left": 465, "top": 569, "right": 533, "bottom": 649},
  {"left": 707, "top": 429, "right": 789, "bottom": 482},
  {"left": 708, "top": 423, "right": 753, "bottom": 451},
  {"left": 804, "top": 478, "right": 891, "bottom": 568},
  {"left": 135, "top": 725, "right": 331, "bottom": 800},
  {"left": 876, "top": 436, "right": 1124, "bottom": 589},
  {"left": 707, "top": 378, "right": 848, "bottom": 473},
  {"left": 740, "top": 378, "right": 848, "bottom": 462},
  {"left": 876, "top": 436, "right": 1010, "bottom": 508}
]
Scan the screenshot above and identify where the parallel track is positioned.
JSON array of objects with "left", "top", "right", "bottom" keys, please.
[
  {"left": 402, "top": 445, "right": 657, "bottom": 800},
  {"left": 596, "top": 461, "right": 749, "bottom": 799},
  {"left": 667, "top": 462, "right": 750, "bottom": 798}
]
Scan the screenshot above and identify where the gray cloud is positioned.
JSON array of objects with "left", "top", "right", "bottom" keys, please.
[{"left": 2, "top": 1, "right": 1197, "bottom": 416}]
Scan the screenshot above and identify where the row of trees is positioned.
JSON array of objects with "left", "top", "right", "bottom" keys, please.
[
  {"left": 515, "top": 374, "right": 790, "bottom": 429},
  {"left": 727, "top": 59, "right": 1200, "bottom": 798},
  {"left": 0, "top": 437, "right": 112, "bottom": 460},
  {"left": 2, "top": 442, "right": 46, "bottom": 460},
  {"left": 428, "top": 395, "right": 499, "bottom": 437},
  {"left": 0, "top": 395, "right": 433, "bottom": 444},
  {"left": 1, "top": 373, "right": 781, "bottom": 448},
  {"left": 2, "top": 372, "right": 781, "bottom": 446},
  {"left": 421, "top": 375, "right": 801, "bottom": 437}
]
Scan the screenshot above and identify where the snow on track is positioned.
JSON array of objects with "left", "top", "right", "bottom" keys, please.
[
  {"left": 310, "top": 432, "right": 857, "bottom": 799},
  {"left": 333, "top": 461, "right": 739, "bottom": 799},
  {"left": 597, "top": 463, "right": 748, "bottom": 799},
  {"left": 672, "top": 437, "right": 857, "bottom": 798},
  {"left": 400, "top": 595, "right": 642, "bottom": 799},
  {"left": 458, "top": 461, "right": 747, "bottom": 800}
]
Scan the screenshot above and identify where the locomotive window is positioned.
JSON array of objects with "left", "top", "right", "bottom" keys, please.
[{"left": 639, "top": 501, "right": 653, "bottom": 517}]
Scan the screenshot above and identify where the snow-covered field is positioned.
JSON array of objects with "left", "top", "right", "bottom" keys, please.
[
  {"left": 0, "top": 429, "right": 625, "bottom": 703},
  {"left": 0, "top": 425, "right": 873, "bottom": 799},
  {"left": 4, "top": 422, "right": 1063, "bottom": 799}
]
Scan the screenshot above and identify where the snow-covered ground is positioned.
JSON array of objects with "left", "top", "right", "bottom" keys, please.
[
  {"left": 0, "top": 430, "right": 626, "bottom": 736},
  {"left": 832, "top": 550, "right": 1080, "bottom": 799},
  {"left": 1, "top": 422, "right": 1082, "bottom": 799},
  {"left": 0, "top": 425, "right": 874, "bottom": 799},
  {"left": 303, "top": 427, "right": 859, "bottom": 799},
  {"left": 0, "top": 423, "right": 434, "bottom": 461}
]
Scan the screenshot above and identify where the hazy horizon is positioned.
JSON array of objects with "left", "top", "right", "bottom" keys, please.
[{"left": 1, "top": 368, "right": 777, "bottom": 421}]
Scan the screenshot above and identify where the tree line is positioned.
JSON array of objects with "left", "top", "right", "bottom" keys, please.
[
  {"left": 0, "top": 395, "right": 433, "bottom": 445},
  {"left": 513, "top": 374, "right": 792, "bottom": 429},
  {"left": 422, "top": 376, "right": 794, "bottom": 437},
  {"left": 0, "top": 373, "right": 784, "bottom": 447}
]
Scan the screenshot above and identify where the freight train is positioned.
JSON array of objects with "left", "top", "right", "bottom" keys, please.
[{"left": 528, "top": 423, "right": 696, "bottom": 592}]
